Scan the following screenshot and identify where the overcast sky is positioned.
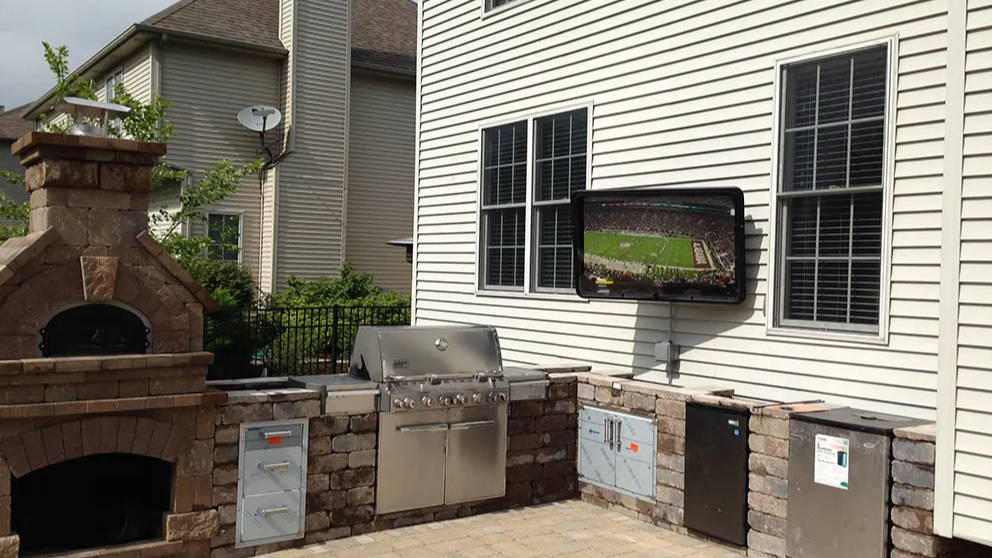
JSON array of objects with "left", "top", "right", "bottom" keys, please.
[{"left": 0, "top": 0, "right": 176, "bottom": 111}]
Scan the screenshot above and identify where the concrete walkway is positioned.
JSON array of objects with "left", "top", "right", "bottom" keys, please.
[{"left": 262, "top": 500, "right": 744, "bottom": 557}]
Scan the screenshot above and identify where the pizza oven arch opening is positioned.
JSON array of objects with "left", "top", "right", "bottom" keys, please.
[
  {"left": 40, "top": 303, "right": 150, "bottom": 357},
  {"left": 11, "top": 453, "right": 172, "bottom": 553}
]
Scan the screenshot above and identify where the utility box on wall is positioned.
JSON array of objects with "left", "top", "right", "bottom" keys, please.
[
  {"left": 236, "top": 419, "right": 309, "bottom": 548},
  {"left": 578, "top": 405, "right": 656, "bottom": 500}
]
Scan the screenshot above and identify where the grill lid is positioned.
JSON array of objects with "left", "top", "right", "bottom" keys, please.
[{"left": 350, "top": 325, "right": 502, "bottom": 382}]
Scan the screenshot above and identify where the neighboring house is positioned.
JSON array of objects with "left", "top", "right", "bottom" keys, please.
[
  {"left": 0, "top": 104, "right": 33, "bottom": 206},
  {"left": 413, "top": 0, "right": 991, "bottom": 546},
  {"left": 22, "top": 0, "right": 416, "bottom": 293}
]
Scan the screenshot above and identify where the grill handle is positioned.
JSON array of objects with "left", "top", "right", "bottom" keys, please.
[
  {"left": 615, "top": 418, "right": 622, "bottom": 453},
  {"left": 397, "top": 423, "right": 449, "bottom": 433},
  {"left": 449, "top": 420, "right": 496, "bottom": 431}
]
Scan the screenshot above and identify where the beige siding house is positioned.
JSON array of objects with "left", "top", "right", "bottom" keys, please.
[
  {"left": 22, "top": 0, "right": 417, "bottom": 293},
  {"left": 414, "top": 0, "right": 991, "bottom": 546}
]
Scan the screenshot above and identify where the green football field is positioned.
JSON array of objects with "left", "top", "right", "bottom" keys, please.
[{"left": 584, "top": 231, "right": 696, "bottom": 268}]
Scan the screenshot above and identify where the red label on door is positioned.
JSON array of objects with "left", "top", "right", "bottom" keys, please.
[
  {"left": 267, "top": 437, "right": 282, "bottom": 445},
  {"left": 630, "top": 443, "right": 639, "bottom": 453}
]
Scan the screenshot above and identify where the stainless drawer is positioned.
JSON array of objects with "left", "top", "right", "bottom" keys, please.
[
  {"left": 244, "top": 423, "right": 305, "bottom": 451},
  {"left": 238, "top": 490, "right": 303, "bottom": 545},
  {"left": 242, "top": 445, "right": 305, "bottom": 497}
]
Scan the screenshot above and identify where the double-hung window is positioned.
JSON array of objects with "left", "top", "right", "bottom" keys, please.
[
  {"left": 479, "top": 108, "right": 589, "bottom": 293},
  {"left": 105, "top": 69, "right": 123, "bottom": 102},
  {"left": 775, "top": 46, "right": 889, "bottom": 333},
  {"left": 207, "top": 213, "right": 242, "bottom": 264}
]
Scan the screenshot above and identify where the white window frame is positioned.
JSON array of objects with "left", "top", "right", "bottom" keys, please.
[
  {"left": 206, "top": 211, "right": 244, "bottom": 264},
  {"left": 475, "top": 101, "right": 594, "bottom": 300},
  {"left": 766, "top": 36, "right": 898, "bottom": 345},
  {"left": 104, "top": 67, "right": 123, "bottom": 102},
  {"left": 481, "top": 0, "right": 533, "bottom": 18}
]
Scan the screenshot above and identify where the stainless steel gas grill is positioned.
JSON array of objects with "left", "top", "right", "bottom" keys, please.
[{"left": 349, "top": 325, "right": 509, "bottom": 514}]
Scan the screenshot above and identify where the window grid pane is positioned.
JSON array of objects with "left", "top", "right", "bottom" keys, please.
[
  {"left": 534, "top": 109, "right": 587, "bottom": 291},
  {"left": 779, "top": 46, "right": 887, "bottom": 330},
  {"left": 208, "top": 214, "right": 240, "bottom": 263},
  {"left": 483, "top": 208, "right": 525, "bottom": 288}
]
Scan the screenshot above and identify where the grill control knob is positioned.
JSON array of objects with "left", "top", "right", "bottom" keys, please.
[
  {"left": 403, "top": 397, "right": 417, "bottom": 409},
  {"left": 441, "top": 395, "right": 453, "bottom": 406},
  {"left": 393, "top": 398, "right": 404, "bottom": 409},
  {"left": 421, "top": 396, "right": 436, "bottom": 408},
  {"left": 454, "top": 394, "right": 468, "bottom": 405},
  {"left": 496, "top": 392, "right": 508, "bottom": 403},
  {"left": 471, "top": 393, "right": 485, "bottom": 404}
]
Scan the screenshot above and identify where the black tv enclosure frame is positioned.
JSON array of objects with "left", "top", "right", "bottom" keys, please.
[{"left": 571, "top": 187, "right": 746, "bottom": 304}]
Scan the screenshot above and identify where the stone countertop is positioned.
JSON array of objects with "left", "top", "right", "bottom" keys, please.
[{"left": 220, "top": 387, "right": 320, "bottom": 405}]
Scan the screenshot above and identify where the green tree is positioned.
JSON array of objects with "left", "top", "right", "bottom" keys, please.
[{"left": 0, "top": 172, "right": 29, "bottom": 243}]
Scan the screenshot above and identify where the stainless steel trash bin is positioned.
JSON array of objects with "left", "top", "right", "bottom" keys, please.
[{"left": 786, "top": 407, "right": 928, "bottom": 558}]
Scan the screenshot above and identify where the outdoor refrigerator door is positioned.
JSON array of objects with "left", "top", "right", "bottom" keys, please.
[
  {"left": 376, "top": 410, "right": 448, "bottom": 514},
  {"left": 444, "top": 406, "right": 507, "bottom": 505}
]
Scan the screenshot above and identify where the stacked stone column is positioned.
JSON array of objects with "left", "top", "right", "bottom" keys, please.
[{"left": 746, "top": 406, "right": 791, "bottom": 557}]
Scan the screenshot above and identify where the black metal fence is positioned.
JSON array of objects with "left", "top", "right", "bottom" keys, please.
[{"left": 204, "top": 305, "right": 410, "bottom": 380}]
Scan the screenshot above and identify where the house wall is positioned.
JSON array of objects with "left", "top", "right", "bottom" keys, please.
[
  {"left": 948, "top": 0, "right": 992, "bottom": 545},
  {"left": 96, "top": 44, "right": 154, "bottom": 104},
  {"left": 273, "top": 0, "right": 351, "bottom": 289},
  {"left": 346, "top": 71, "right": 416, "bottom": 293},
  {"left": 413, "top": 0, "right": 966, "bottom": 420},
  {"left": 160, "top": 42, "right": 282, "bottom": 277}
]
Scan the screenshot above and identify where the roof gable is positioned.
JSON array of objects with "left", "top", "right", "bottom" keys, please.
[{"left": 142, "top": 0, "right": 283, "bottom": 51}]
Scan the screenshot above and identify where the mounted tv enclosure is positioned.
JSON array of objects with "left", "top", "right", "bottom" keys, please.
[{"left": 572, "top": 188, "right": 746, "bottom": 304}]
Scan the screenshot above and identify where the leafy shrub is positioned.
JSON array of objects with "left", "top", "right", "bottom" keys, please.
[
  {"left": 266, "top": 264, "right": 410, "bottom": 374},
  {"left": 186, "top": 259, "right": 258, "bottom": 308}
]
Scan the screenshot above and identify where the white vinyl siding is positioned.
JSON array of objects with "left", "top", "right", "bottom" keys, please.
[
  {"left": 345, "top": 72, "right": 416, "bottom": 293},
  {"left": 97, "top": 45, "right": 153, "bottom": 104},
  {"left": 415, "top": 0, "right": 957, "bottom": 419},
  {"left": 951, "top": 0, "right": 992, "bottom": 545},
  {"left": 160, "top": 43, "right": 281, "bottom": 281}
]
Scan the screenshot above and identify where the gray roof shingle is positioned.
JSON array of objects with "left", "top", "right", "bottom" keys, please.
[{"left": 0, "top": 105, "right": 33, "bottom": 141}]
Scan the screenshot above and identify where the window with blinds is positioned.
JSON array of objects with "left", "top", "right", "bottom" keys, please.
[
  {"left": 481, "top": 122, "right": 528, "bottom": 289},
  {"left": 534, "top": 109, "right": 587, "bottom": 291},
  {"left": 479, "top": 108, "right": 589, "bottom": 293},
  {"left": 776, "top": 46, "right": 888, "bottom": 332},
  {"left": 486, "top": 0, "right": 522, "bottom": 11}
]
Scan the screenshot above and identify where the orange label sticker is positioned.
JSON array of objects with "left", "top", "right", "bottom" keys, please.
[
  {"left": 267, "top": 437, "right": 282, "bottom": 445},
  {"left": 630, "top": 443, "right": 639, "bottom": 453}
]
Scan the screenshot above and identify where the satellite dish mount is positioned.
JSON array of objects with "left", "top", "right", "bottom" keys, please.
[{"left": 237, "top": 105, "right": 285, "bottom": 170}]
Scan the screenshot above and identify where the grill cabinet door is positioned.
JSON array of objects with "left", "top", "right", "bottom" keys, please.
[
  {"left": 578, "top": 406, "right": 616, "bottom": 488},
  {"left": 377, "top": 410, "right": 448, "bottom": 514},
  {"left": 444, "top": 406, "right": 507, "bottom": 505},
  {"left": 614, "top": 414, "right": 656, "bottom": 500}
]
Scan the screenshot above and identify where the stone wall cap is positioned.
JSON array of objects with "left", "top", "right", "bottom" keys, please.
[
  {"left": 11, "top": 131, "right": 167, "bottom": 158},
  {"left": 0, "top": 351, "right": 215, "bottom": 374},
  {"left": 894, "top": 422, "right": 937, "bottom": 442},
  {"left": 222, "top": 388, "right": 320, "bottom": 405}
]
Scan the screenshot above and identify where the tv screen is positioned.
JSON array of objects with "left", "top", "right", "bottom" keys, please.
[{"left": 573, "top": 188, "right": 746, "bottom": 303}]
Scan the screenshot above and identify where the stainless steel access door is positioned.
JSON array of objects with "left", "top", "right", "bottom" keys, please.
[
  {"left": 444, "top": 405, "right": 507, "bottom": 505},
  {"left": 377, "top": 409, "right": 448, "bottom": 514}
]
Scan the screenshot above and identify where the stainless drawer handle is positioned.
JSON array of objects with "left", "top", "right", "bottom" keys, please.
[
  {"left": 263, "top": 430, "right": 293, "bottom": 440},
  {"left": 398, "top": 423, "right": 449, "bottom": 433},
  {"left": 259, "top": 506, "right": 290, "bottom": 517},
  {"left": 450, "top": 420, "right": 496, "bottom": 430},
  {"left": 260, "top": 461, "right": 292, "bottom": 472}
]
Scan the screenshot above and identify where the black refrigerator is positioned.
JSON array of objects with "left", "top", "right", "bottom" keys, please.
[{"left": 684, "top": 402, "right": 750, "bottom": 546}]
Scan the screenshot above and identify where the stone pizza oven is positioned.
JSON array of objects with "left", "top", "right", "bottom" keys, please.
[{"left": 0, "top": 132, "right": 225, "bottom": 558}]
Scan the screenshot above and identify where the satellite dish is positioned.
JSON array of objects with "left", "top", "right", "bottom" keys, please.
[{"left": 237, "top": 105, "right": 281, "bottom": 132}]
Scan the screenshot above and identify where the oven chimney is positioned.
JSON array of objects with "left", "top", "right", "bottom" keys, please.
[{"left": 11, "top": 132, "right": 165, "bottom": 247}]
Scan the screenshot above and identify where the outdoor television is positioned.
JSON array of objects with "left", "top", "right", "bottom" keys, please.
[{"left": 572, "top": 188, "right": 746, "bottom": 303}]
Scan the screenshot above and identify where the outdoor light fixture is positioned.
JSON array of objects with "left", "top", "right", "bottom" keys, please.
[{"left": 54, "top": 96, "right": 131, "bottom": 137}]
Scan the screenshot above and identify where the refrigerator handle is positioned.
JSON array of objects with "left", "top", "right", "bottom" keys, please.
[
  {"left": 615, "top": 418, "right": 622, "bottom": 453},
  {"left": 604, "top": 417, "right": 609, "bottom": 446},
  {"left": 607, "top": 417, "right": 614, "bottom": 450}
]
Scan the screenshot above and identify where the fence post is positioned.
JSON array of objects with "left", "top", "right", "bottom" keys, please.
[{"left": 330, "top": 305, "right": 340, "bottom": 373}]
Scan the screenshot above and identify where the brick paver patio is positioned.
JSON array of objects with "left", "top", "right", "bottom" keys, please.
[{"left": 262, "top": 500, "right": 744, "bottom": 557}]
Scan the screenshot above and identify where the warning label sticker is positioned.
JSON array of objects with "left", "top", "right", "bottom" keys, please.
[{"left": 814, "top": 434, "right": 850, "bottom": 490}]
